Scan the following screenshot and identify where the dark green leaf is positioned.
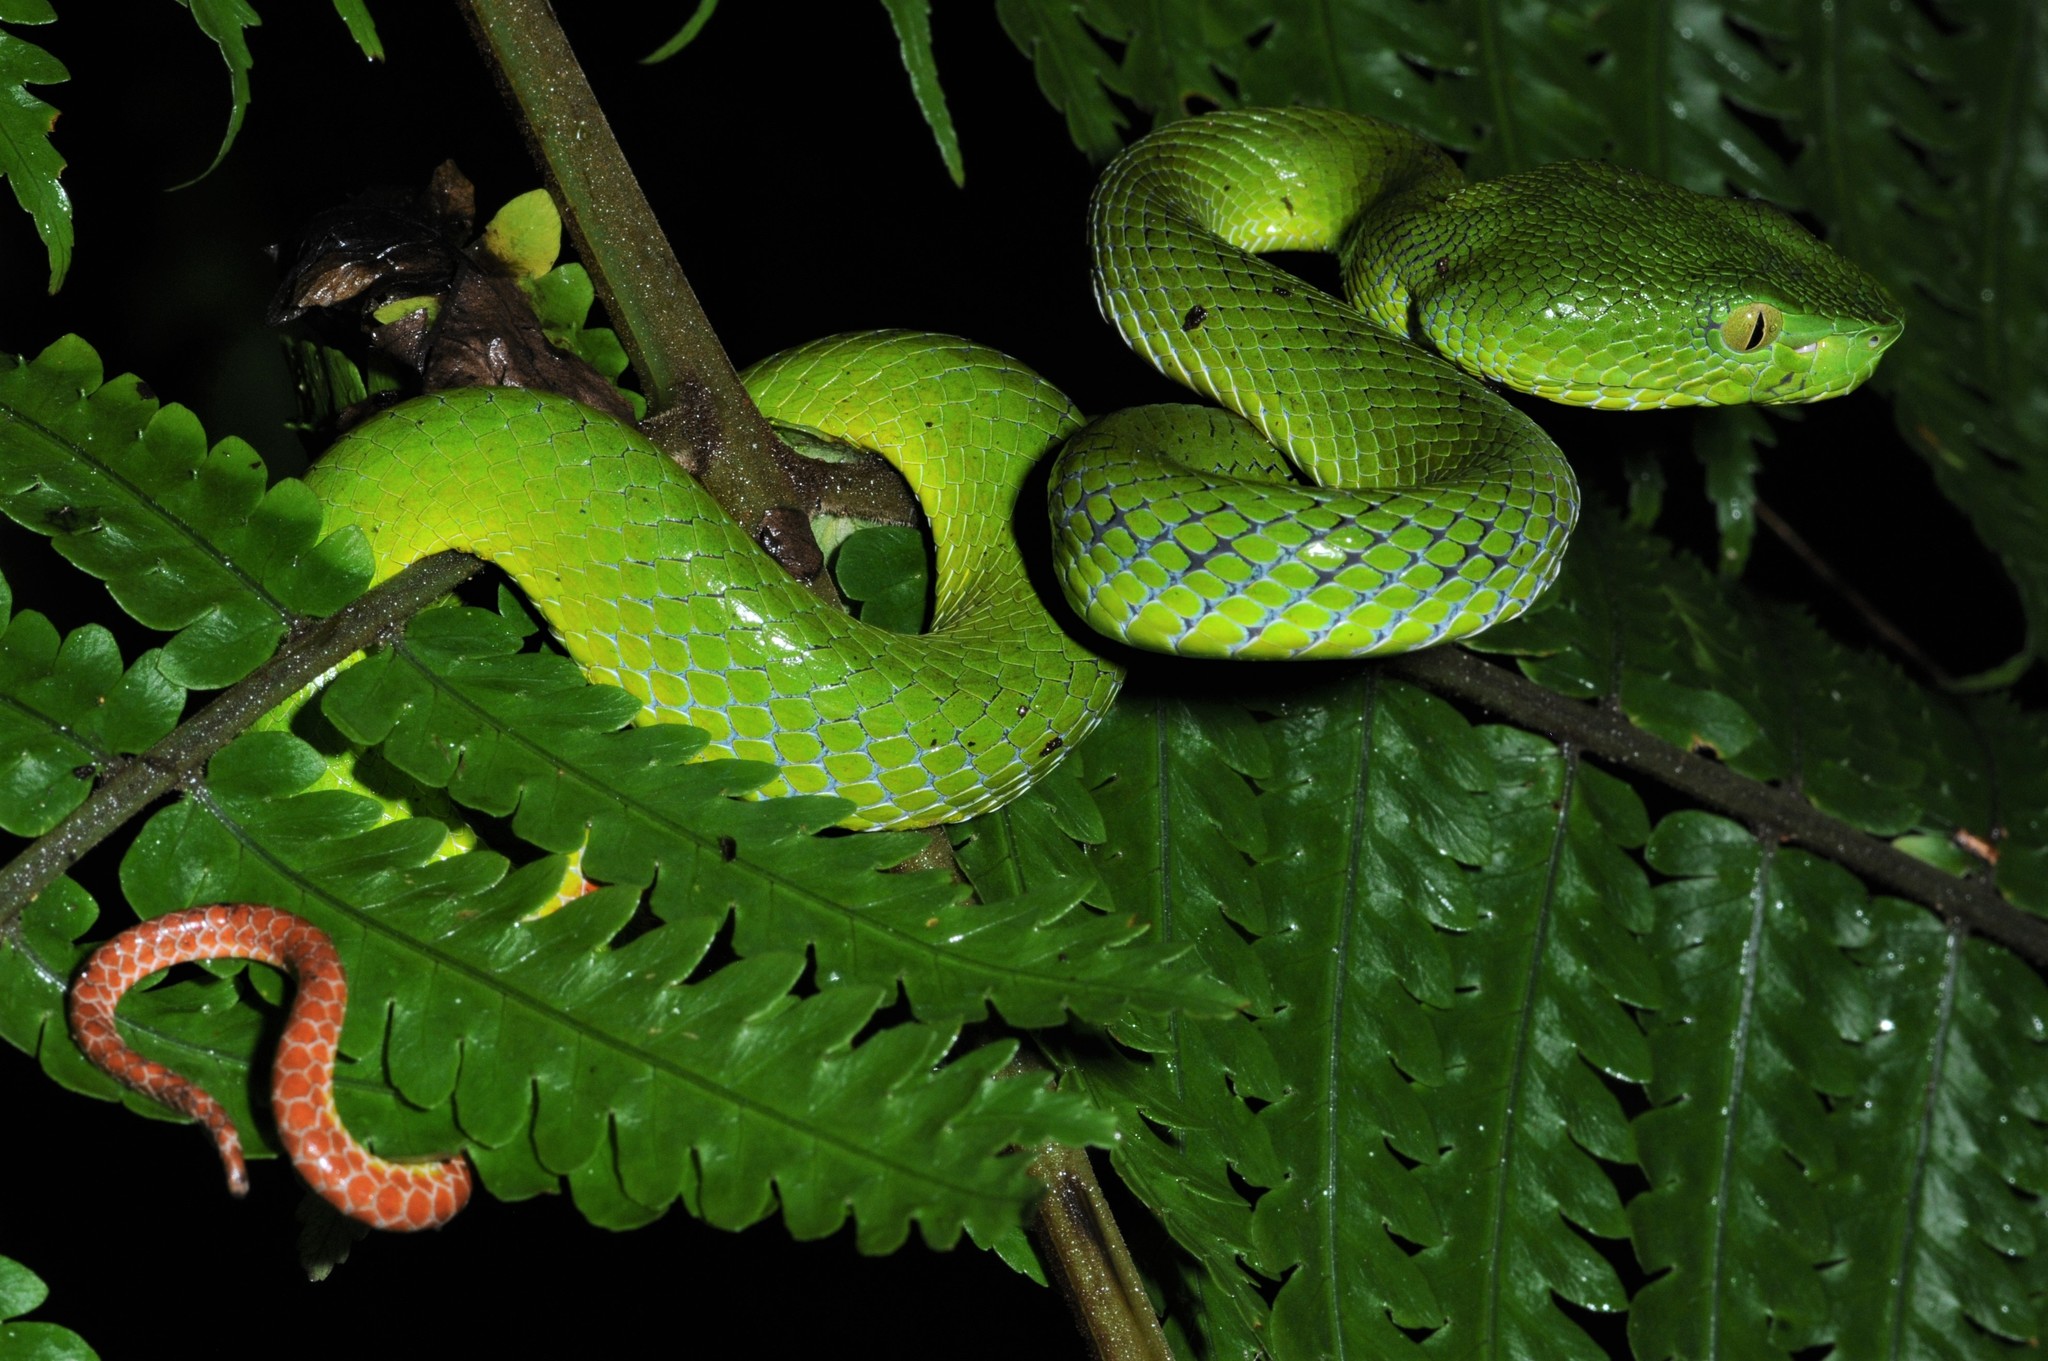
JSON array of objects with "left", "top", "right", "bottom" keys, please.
[
  {"left": 171, "top": 0, "right": 260, "bottom": 188},
  {"left": 1822, "top": 913, "right": 2048, "bottom": 1353},
  {"left": 879, "top": 0, "right": 965, "bottom": 186},
  {"left": 0, "top": 5, "right": 69, "bottom": 292},
  {"left": 1695, "top": 406, "right": 1771, "bottom": 577},
  {"left": 0, "top": 575, "right": 183, "bottom": 834},
  {"left": 1055, "top": 689, "right": 1279, "bottom": 1358},
  {"left": 1403, "top": 729, "right": 1656, "bottom": 1359},
  {"left": 834, "top": 525, "right": 929, "bottom": 635},
  {"left": 0, "top": 1254, "right": 97, "bottom": 1359},
  {"left": 329, "top": 0, "right": 380, "bottom": 60},
  {"left": 104, "top": 726, "right": 1121, "bottom": 1250},
  {"left": 1630, "top": 813, "right": 1867, "bottom": 1357},
  {"left": 993, "top": 0, "right": 1127, "bottom": 160}
]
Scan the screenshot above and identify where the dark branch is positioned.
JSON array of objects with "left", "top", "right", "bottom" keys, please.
[
  {"left": 455, "top": 0, "right": 844, "bottom": 607},
  {"left": 1384, "top": 646, "right": 2048, "bottom": 967},
  {"left": 0, "top": 553, "right": 483, "bottom": 941}
]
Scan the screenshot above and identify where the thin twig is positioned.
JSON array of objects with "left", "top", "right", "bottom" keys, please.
[
  {"left": 1753, "top": 498, "right": 1956, "bottom": 688},
  {"left": 0, "top": 553, "right": 482, "bottom": 941},
  {"left": 1383, "top": 646, "right": 2048, "bottom": 966}
]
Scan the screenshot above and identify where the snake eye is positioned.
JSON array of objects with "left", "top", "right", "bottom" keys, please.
[{"left": 1721, "top": 303, "right": 1784, "bottom": 353}]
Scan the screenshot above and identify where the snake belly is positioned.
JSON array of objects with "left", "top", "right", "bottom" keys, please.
[{"left": 1053, "top": 107, "right": 1901, "bottom": 660}]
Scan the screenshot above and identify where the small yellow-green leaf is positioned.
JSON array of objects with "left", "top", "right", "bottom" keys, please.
[
  {"left": 369, "top": 294, "right": 439, "bottom": 326},
  {"left": 480, "top": 188, "right": 562, "bottom": 280}
]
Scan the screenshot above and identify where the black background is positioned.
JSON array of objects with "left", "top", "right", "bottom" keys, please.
[{"left": 0, "top": 4, "right": 2015, "bottom": 1358}]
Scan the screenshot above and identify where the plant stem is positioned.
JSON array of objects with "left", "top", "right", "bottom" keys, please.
[
  {"left": 0, "top": 553, "right": 481, "bottom": 941},
  {"left": 1385, "top": 645, "right": 2048, "bottom": 966},
  {"left": 1030, "top": 1142, "right": 1177, "bottom": 1361},
  {"left": 455, "top": 0, "right": 843, "bottom": 604}
]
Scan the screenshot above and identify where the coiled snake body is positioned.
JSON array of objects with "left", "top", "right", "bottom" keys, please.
[{"left": 70, "top": 109, "right": 1901, "bottom": 1229}]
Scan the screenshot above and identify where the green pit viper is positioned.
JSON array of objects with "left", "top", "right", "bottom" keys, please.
[
  {"left": 307, "top": 106, "right": 1903, "bottom": 832},
  {"left": 70, "top": 106, "right": 1904, "bottom": 1234}
]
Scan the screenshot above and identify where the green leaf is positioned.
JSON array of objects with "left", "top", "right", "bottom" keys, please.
[
  {"left": 1629, "top": 814, "right": 1866, "bottom": 1357},
  {"left": 318, "top": 602, "right": 1236, "bottom": 1029},
  {"left": 329, "top": 0, "right": 380, "bottom": 60},
  {"left": 480, "top": 188, "right": 562, "bottom": 281},
  {"left": 171, "top": 0, "right": 261, "bottom": 189},
  {"left": 100, "top": 722, "right": 1123, "bottom": 1249},
  {"left": 1821, "top": 916, "right": 2048, "bottom": 1354},
  {"left": 993, "top": 0, "right": 1127, "bottom": 161},
  {"left": 0, "top": 1254, "right": 48, "bottom": 1322},
  {"left": 520, "top": 264, "right": 642, "bottom": 416},
  {"left": 951, "top": 745, "right": 1108, "bottom": 908},
  {"left": 640, "top": 0, "right": 717, "bottom": 63},
  {"left": 1041, "top": 689, "right": 1280, "bottom": 1357},
  {"left": 0, "top": 875, "right": 117, "bottom": 1104},
  {"left": 834, "top": 524, "right": 929, "bottom": 635},
  {"left": 0, "top": 573, "right": 183, "bottom": 835},
  {"left": 1621, "top": 447, "right": 1664, "bottom": 529},
  {"left": 879, "top": 0, "right": 964, "bottom": 186},
  {"left": 1695, "top": 406, "right": 1772, "bottom": 577},
  {"left": 0, "top": 5, "right": 70, "bottom": 292},
  {"left": 0, "top": 1255, "right": 98, "bottom": 1360},
  {"left": 1976, "top": 698, "right": 2048, "bottom": 916},
  {"left": 1248, "top": 676, "right": 1500, "bottom": 1357},
  {"left": 0, "top": 337, "right": 372, "bottom": 687},
  {"left": 1475, "top": 507, "right": 1953, "bottom": 842},
  {"left": 1405, "top": 729, "right": 1656, "bottom": 1359},
  {"left": 1475, "top": 508, "right": 1765, "bottom": 760},
  {"left": 1741, "top": 2, "right": 2048, "bottom": 662}
]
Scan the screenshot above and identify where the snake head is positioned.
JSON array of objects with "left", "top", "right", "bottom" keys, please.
[{"left": 1381, "top": 160, "right": 1905, "bottom": 410}]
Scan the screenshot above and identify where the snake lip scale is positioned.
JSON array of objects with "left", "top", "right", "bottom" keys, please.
[{"left": 68, "top": 108, "right": 1899, "bottom": 1230}]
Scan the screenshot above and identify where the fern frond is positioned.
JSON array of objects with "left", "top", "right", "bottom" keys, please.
[
  {"left": 100, "top": 724, "right": 1121, "bottom": 1249},
  {"left": 1245, "top": 677, "right": 1506, "bottom": 1358},
  {"left": 1628, "top": 814, "right": 1864, "bottom": 1357},
  {"left": 1473, "top": 506, "right": 2013, "bottom": 856},
  {"left": 1641, "top": 814, "right": 2048, "bottom": 1356},
  {"left": 0, "top": 2, "right": 68, "bottom": 293},
  {"left": 319, "top": 602, "right": 1236, "bottom": 1028},
  {"left": 0, "top": 337, "right": 370, "bottom": 687},
  {"left": 879, "top": 0, "right": 965, "bottom": 186},
  {"left": 950, "top": 749, "right": 1109, "bottom": 907},
  {"left": 992, "top": 0, "right": 1129, "bottom": 160},
  {"left": 1972, "top": 699, "right": 2048, "bottom": 914},
  {"left": 169, "top": 0, "right": 259, "bottom": 187},
  {"left": 1402, "top": 719, "right": 1657, "bottom": 1358},
  {"left": 0, "top": 571, "right": 182, "bottom": 836},
  {"left": 0, "top": 876, "right": 107, "bottom": 1098},
  {"left": 993, "top": 691, "right": 1278, "bottom": 1357},
  {"left": 1471, "top": 510, "right": 1767, "bottom": 762},
  {"left": 0, "top": 1251, "right": 98, "bottom": 1357},
  {"left": 1735, "top": 1, "right": 2048, "bottom": 658},
  {"left": 1824, "top": 917, "right": 2048, "bottom": 1355}
]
